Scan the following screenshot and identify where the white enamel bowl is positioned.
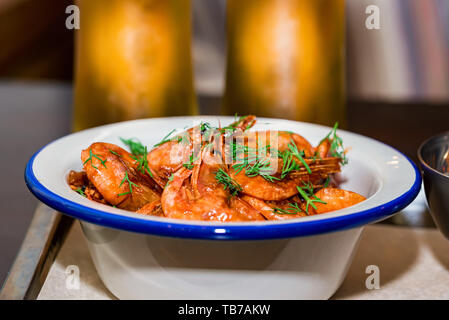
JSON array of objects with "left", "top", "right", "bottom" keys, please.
[{"left": 25, "top": 117, "right": 421, "bottom": 299}]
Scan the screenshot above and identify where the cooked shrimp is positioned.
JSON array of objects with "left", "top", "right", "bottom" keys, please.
[
  {"left": 147, "top": 137, "right": 192, "bottom": 188},
  {"left": 243, "top": 188, "right": 365, "bottom": 220},
  {"left": 74, "top": 115, "right": 365, "bottom": 221},
  {"left": 68, "top": 170, "right": 107, "bottom": 205},
  {"left": 278, "top": 131, "right": 314, "bottom": 157},
  {"left": 136, "top": 200, "right": 164, "bottom": 217},
  {"left": 228, "top": 130, "right": 338, "bottom": 201},
  {"left": 314, "top": 138, "right": 331, "bottom": 159},
  {"left": 161, "top": 149, "right": 264, "bottom": 222},
  {"left": 148, "top": 115, "right": 257, "bottom": 188},
  {"left": 230, "top": 170, "right": 324, "bottom": 201},
  {"left": 241, "top": 195, "right": 305, "bottom": 221},
  {"left": 82, "top": 143, "right": 161, "bottom": 211},
  {"left": 308, "top": 188, "right": 366, "bottom": 214}
]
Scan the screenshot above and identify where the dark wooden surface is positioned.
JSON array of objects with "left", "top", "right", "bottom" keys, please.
[{"left": 1, "top": 83, "right": 448, "bottom": 290}]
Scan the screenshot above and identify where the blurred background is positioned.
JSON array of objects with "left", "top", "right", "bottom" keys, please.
[
  {"left": 0, "top": 0, "right": 448, "bottom": 288},
  {"left": 1, "top": 0, "right": 448, "bottom": 99}
]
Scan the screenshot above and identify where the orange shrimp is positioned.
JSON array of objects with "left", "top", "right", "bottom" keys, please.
[
  {"left": 231, "top": 171, "right": 324, "bottom": 201},
  {"left": 161, "top": 149, "right": 264, "bottom": 222},
  {"left": 242, "top": 187, "right": 366, "bottom": 220},
  {"left": 278, "top": 131, "right": 315, "bottom": 157},
  {"left": 228, "top": 130, "right": 337, "bottom": 201},
  {"left": 81, "top": 143, "right": 161, "bottom": 211},
  {"left": 147, "top": 115, "right": 257, "bottom": 189},
  {"left": 136, "top": 200, "right": 164, "bottom": 217},
  {"left": 241, "top": 195, "right": 305, "bottom": 221},
  {"left": 314, "top": 138, "right": 331, "bottom": 159},
  {"left": 307, "top": 188, "right": 366, "bottom": 214}
]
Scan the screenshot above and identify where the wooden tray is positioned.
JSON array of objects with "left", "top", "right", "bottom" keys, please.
[{"left": 0, "top": 204, "right": 73, "bottom": 300}]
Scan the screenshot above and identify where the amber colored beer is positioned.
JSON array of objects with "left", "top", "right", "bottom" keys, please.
[
  {"left": 73, "top": 0, "right": 197, "bottom": 131},
  {"left": 223, "top": 0, "right": 345, "bottom": 127}
]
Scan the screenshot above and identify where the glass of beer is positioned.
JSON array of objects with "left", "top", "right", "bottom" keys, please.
[
  {"left": 73, "top": 0, "right": 197, "bottom": 131},
  {"left": 223, "top": 0, "right": 345, "bottom": 127}
]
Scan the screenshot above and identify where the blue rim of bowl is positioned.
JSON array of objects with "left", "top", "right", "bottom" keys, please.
[{"left": 25, "top": 142, "right": 422, "bottom": 241}]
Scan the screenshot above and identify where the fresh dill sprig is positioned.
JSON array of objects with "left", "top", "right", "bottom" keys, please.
[
  {"left": 219, "top": 115, "right": 253, "bottom": 135},
  {"left": 241, "top": 159, "right": 280, "bottom": 182},
  {"left": 323, "top": 176, "right": 331, "bottom": 188},
  {"left": 322, "top": 122, "right": 348, "bottom": 165},
  {"left": 132, "top": 146, "right": 153, "bottom": 177},
  {"left": 118, "top": 172, "right": 139, "bottom": 197},
  {"left": 277, "top": 139, "right": 311, "bottom": 178},
  {"left": 274, "top": 182, "right": 326, "bottom": 216},
  {"left": 120, "top": 138, "right": 146, "bottom": 156},
  {"left": 220, "top": 121, "right": 239, "bottom": 134},
  {"left": 287, "top": 139, "right": 312, "bottom": 174},
  {"left": 278, "top": 150, "right": 300, "bottom": 179},
  {"left": 297, "top": 183, "right": 327, "bottom": 214},
  {"left": 178, "top": 131, "right": 191, "bottom": 145},
  {"left": 109, "top": 149, "right": 121, "bottom": 157},
  {"left": 75, "top": 187, "right": 86, "bottom": 197},
  {"left": 200, "top": 122, "right": 212, "bottom": 133},
  {"left": 310, "top": 150, "right": 322, "bottom": 163},
  {"left": 183, "top": 152, "right": 199, "bottom": 170},
  {"left": 153, "top": 129, "right": 177, "bottom": 147},
  {"left": 83, "top": 149, "right": 107, "bottom": 170},
  {"left": 273, "top": 202, "right": 302, "bottom": 215},
  {"left": 201, "top": 122, "right": 216, "bottom": 141},
  {"left": 165, "top": 173, "right": 174, "bottom": 188},
  {"left": 215, "top": 168, "right": 242, "bottom": 196},
  {"left": 230, "top": 142, "right": 279, "bottom": 182}
]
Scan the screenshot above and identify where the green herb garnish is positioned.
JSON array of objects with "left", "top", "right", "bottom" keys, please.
[
  {"left": 215, "top": 168, "right": 242, "bottom": 196},
  {"left": 323, "top": 176, "right": 331, "bottom": 188},
  {"left": 178, "top": 131, "right": 191, "bottom": 145},
  {"left": 109, "top": 149, "right": 121, "bottom": 157},
  {"left": 230, "top": 142, "right": 279, "bottom": 182},
  {"left": 153, "top": 129, "right": 177, "bottom": 147},
  {"left": 322, "top": 122, "right": 348, "bottom": 165},
  {"left": 273, "top": 202, "right": 302, "bottom": 215},
  {"left": 132, "top": 146, "right": 153, "bottom": 177},
  {"left": 183, "top": 152, "right": 198, "bottom": 170},
  {"left": 165, "top": 173, "right": 174, "bottom": 188},
  {"left": 287, "top": 139, "right": 312, "bottom": 174},
  {"left": 75, "top": 187, "right": 86, "bottom": 197},
  {"left": 276, "top": 139, "right": 311, "bottom": 178},
  {"left": 118, "top": 172, "right": 138, "bottom": 197},
  {"left": 120, "top": 138, "right": 146, "bottom": 156},
  {"left": 83, "top": 149, "right": 107, "bottom": 170},
  {"left": 310, "top": 150, "right": 322, "bottom": 163},
  {"left": 296, "top": 183, "right": 327, "bottom": 214}
]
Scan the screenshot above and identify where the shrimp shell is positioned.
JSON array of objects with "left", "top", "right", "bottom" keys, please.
[{"left": 81, "top": 143, "right": 161, "bottom": 211}]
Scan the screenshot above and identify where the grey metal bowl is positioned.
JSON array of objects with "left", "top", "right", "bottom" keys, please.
[{"left": 418, "top": 132, "right": 449, "bottom": 240}]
